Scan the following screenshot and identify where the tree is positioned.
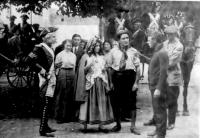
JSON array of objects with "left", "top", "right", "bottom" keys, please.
[{"left": 0, "top": 0, "right": 120, "bottom": 18}]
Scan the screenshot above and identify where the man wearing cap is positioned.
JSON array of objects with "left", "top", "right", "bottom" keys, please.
[
  {"left": 130, "top": 18, "right": 149, "bottom": 79},
  {"left": 26, "top": 28, "right": 57, "bottom": 137},
  {"left": 146, "top": 32, "right": 168, "bottom": 138},
  {"left": 163, "top": 25, "right": 183, "bottom": 130},
  {"left": 109, "top": 29, "right": 141, "bottom": 134},
  {"left": 8, "top": 15, "right": 17, "bottom": 37},
  {"left": 106, "top": 6, "right": 131, "bottom": 41},
  {"left": 19, "top": 14, "right": 34, "bottom": 55}
]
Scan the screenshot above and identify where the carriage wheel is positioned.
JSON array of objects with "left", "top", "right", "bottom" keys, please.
[{"left": 6, "top": 64, "right": 33, "bottom": 88}]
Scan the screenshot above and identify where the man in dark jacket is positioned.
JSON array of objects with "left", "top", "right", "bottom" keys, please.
[
  {"left": 19, "top": 14, "right": 34, "bottom": 55},
  {"left": 146, "top": 32, "right": 169, "bottom": 138},
  {"left": 26, "top": 28, "right": 57, "bottom": 137}
]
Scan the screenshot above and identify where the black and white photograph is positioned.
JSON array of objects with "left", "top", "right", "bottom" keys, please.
[{"left": 0, "top": 0, "right": 199, "bottom": 138}]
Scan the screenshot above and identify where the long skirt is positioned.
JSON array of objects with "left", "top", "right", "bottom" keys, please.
[
  {"left": 79, "top": 78, "right": 114, "bottom": 125},
  {"left": 54, "top": 68, "right": 75, "bottom": 122}
]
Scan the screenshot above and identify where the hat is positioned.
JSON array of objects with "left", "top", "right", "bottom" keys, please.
[
  {"left": 164, "top": 25, "right": 178, "bottom": 34},
  {"left": 133, "top": 18, "right": 141, "bottom": 24},
  {"left": 115, "top": 6, "right": 129, "bottom": 13},
  {"left": 20, "top": 14, "right": 29, "bottom": 19},
  {"left": 10, "top": 15, "right": 16, "bottom": 20},
  {"left": 40, "top": 27, "right": 58, "bottom": 38}
]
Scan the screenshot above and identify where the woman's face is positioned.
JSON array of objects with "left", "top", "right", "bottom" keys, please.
[
  {"left": 80, "top": 41, "right": 86, "bottom": 49},
  {"left": 104, "top": 42, "right": 111, "bottom": 51},
  {"left": 94, "top": 43, "right": 101, "bottom": 54},
  {"left": 112, "top": 41, "right": 119, "bottom": 48},
  {"left": 64, "top": 41, "right": 72, "bottom": 51}
]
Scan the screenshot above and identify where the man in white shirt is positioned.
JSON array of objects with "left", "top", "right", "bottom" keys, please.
[
  {"left": 110, "top": 29, "right": 140, "bottom": 135},
  {"left": 163, "top": 25, "right": 183, "bottom": 130}
]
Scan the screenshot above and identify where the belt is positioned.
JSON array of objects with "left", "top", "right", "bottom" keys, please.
[{"left": 61, "top": 68, "right": 73, "bottom": 70}]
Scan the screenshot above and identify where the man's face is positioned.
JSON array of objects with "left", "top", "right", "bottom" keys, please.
[
  {"left": 149, "top": 37, "right": 157, "bottom": 48},
  {"left": 134, "top": 22, "right": 141, "bottom": 30},
  {"left": 72, "top": 36, "right": 81, "bottom": 47},
  {"left": 21, "top": 18, "right": 27, "bottom": 22},
  {"left": 167, "top": 33, "right": 176, "bottom": 41},
  {"left": 48, "top": 34, "right": 57, "bottom": 45},
  {"left": 10, "top": 19, "right": 15, "bottom": 23},
  {"left": 119, "top": 33, "right": 129, "bottom": 48}
]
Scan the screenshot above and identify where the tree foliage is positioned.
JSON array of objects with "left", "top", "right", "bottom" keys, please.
[{"left": 0, "top": 0, "right": 200, "bottom": 22}]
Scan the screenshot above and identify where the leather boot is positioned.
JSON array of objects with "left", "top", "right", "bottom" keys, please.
[
  {"left": 130, "top": 110, "right": 141, "bottom": 135},
  {"left": 39, "top": 97, "right": 54, "bottom": 137}
]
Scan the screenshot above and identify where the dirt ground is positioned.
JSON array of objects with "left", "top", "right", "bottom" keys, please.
[{"left": 0, "top": 74, "right": 199, "bottom": 138}]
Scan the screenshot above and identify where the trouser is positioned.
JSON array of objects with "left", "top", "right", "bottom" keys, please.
[
  {"left": 111, "top": 70, "right": 136, "bottom": 125},
  {"left": 151, "top": 89, "right": 167, "bottom": 137},
  {"left": 150, "top": 90, "right": 156, "bottom": 121},
  {"left": 167, "top": 86, "right": 180, "bottom": 125},
  {"left": 39, "top": 96, "right": 52, "bottom": 132}
]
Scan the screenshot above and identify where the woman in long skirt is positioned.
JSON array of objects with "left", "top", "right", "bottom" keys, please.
[
  {"left": 79, "top": 39, "right": 114, "bottom": 132},
  {"left": 54, "top": 40, "right": 76, "bottom": 123}
]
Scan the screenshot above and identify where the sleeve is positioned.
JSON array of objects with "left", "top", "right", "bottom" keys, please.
[
  {"left": 168, "top": 44, "right": 183, "bottom": 66},
  {"left": 26, "top": 46, "right": 42, "bottom": 72},
  {"left": 132, "top": 50, "right": 140, "bottom": 68},
  {"left": 55, "top": 52, "right": 62, "bottom": 64},
  {"left": 156, "top": 52, "right": 169, "bottom": 92}
]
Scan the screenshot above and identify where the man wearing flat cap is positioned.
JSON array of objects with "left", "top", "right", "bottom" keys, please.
[
  {"left": 163, "top": 25, "right": 183, "bottom": 130},
  {"left": 109, "top": 29, "right": 141, "bottom": 134},
  {"left": 19, "top": 14, "right": 34, "bottom": 55},
  {"left": 26, "top": 27, "right": 58, "bottom": 137}
]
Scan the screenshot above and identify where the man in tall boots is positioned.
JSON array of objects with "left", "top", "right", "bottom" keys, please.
[
  {"left": 146, "top": 32, "right": 168, "bottom": 138},
  {"left": 110, "top": 29, "right": 141, "bottom": 134},
  {"left": 26, "top": 28, "right": 57, "bottom": 137}
]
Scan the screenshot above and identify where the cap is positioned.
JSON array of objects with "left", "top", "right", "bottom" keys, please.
[
  {"left": 115, "top": 6, "right": 129, "bottom": 13},
  {"left": 10, "top": 15, "right": 16, "bottom": 20},
  {"left": 20, "top": 14, "right": 29, "bottom": 19}
]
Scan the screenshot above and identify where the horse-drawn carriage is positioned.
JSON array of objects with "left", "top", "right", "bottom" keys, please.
[
  {"left": 0, "top": 53, "right": 35, "bottom": 88},
  {"left": 0, "top": 23, "right": 39, "bottom": 89}
]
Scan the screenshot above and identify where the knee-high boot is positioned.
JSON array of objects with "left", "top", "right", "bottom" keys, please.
[
  {"left": 130, "top": 110, "right": 141, "bottom": 135},
  {"left": 39, "top": 97, "right": 55, "bottom": 137}
]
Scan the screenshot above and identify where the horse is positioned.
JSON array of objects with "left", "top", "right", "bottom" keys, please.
[{"left": 179, "top": 22, "right": 196, "bottom": 116}]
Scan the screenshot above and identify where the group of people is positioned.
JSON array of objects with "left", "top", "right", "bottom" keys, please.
[
  {"left": 24, "top": 19, "right": 199, "bottom": 138},
  {"left": 26, "top": 27, "right": 142, "bottom": 137},
  {"left": 0, "top": 14, "right": 43, "bottom": 60}
]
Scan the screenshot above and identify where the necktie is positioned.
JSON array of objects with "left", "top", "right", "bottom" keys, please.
[
  {"left": 74, "top": 47, "right": 78, "bottom": 54},
  {"left": 119, "top": 49, "right": 127, "bottom": 71}
]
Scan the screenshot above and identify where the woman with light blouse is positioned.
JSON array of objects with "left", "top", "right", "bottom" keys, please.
[
  {"left": 79, "top": 39, "right": 114, "bottom": 132},
  {"left": 54, "top": 40, "right": 76, "bottom": 123}
]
